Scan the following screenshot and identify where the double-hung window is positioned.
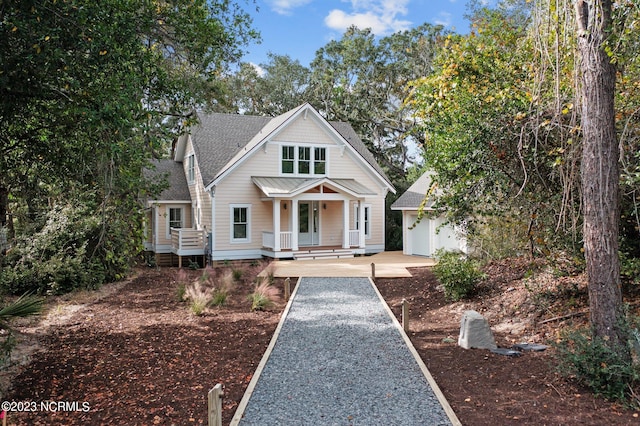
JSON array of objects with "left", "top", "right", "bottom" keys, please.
[
  {"left": 231, "top": 205, "right": 250, "bottom": 242},
  {"left": 298, "top": 147, "right": 311, "bottom": 174},
  {"left": 314, "top": 147, "right": 326, "bottom": 174},
  {"left": 282, "top": 146, "right": 295, "bottom": 174}
]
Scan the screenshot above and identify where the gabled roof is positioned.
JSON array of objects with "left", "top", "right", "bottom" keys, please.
[
  {"left": 144, "top": 159, "right": 191, "bottom": 202},
  {"left": 179, "top": 103, "right": 394, "bottom": 192},
  {"left": 252, "top": 176, "right": 377, "bottom": 198},
  {"left": 391, "top": 171, "right": 436, "bottom": 210}
]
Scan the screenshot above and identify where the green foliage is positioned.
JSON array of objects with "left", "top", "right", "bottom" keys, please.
[
  {"left": 248, "top": 278, "right": 278, "bottom": 311},
  {"left": 0, "top": 0, "right": 257, "bottom": 293},
  {"left": 554, "top": 324, "right": 640, "bottom": 404},
  {"left": 407, "top": 4, "right": 584, "bottom": 255},
  {"left": 209, "top": 289, "right": 228, "bottom": 307},
  {"left": 0, "top": 204, "right": 111, "bottom": 294},
  {"left": 0, "top": 292, "right": 43, "bottom": 367},
  {"left": 175, "top": 283, "right": 187, "bottom": 302},
  {"left": 433, "top": 250, "right": 486, "bottom": 301},
  {"left": 0, "top": 293, "right": 43, "bottom": 326},
  {"left": 232, "top": 268, "right": 243, "bottom": 282}
]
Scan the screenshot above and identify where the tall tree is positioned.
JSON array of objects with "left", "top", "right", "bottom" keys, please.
[
  {"left": 0, "top": 0, "right": 257, "bottom": 292},
  {"left": 229, "top": 53, "right": 310, "bottom": 115},
  {"left": 575, "top": 0, "right": 626, "bottom": 353}
]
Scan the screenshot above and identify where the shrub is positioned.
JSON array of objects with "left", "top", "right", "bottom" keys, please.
[
  {"left": 248, "top": 277, "right": 279, "bottom": 311},
  {"left": 0, "top": 202, "right": 136, "bottom": 295},
  {"left": 554, "top": 325, "right": 640, "bottom": 404},
  {"left": 433, "top": 250, "right": 485, "bottom": 301}
]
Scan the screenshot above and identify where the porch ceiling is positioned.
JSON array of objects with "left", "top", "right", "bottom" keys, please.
[{"left": 252, "top": 176, "right": 377, "bottom": 198}]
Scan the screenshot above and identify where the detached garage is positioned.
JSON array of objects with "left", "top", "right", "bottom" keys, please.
[{"left": 391, "top": 172, "right": 466, "bottom": 257}]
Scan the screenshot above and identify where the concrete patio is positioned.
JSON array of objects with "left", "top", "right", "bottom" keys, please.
[{"left": 262, "top": 251, "right": 435, "bottom": 278}]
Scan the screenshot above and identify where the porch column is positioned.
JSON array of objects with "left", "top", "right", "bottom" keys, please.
[
  {"left": 291, "top": 199, "right": 299, "bottom": 251},
  {"left": 273, "top": 199, "right": 281, "bottom": 252},
  {"left": 342, "top": 199, "right": 350, "bottom": 249},
  {"left": 358, "top": 199, "right": 366, "bottom": 249}
]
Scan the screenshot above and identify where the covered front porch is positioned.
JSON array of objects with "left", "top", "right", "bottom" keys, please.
[{"left": 253, "top": 177, "right": 373, "bottom": 259}]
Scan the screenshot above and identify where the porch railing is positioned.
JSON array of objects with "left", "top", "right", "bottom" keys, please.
[
  {"left": 171, "top": 228, "right": 207, "bottom": 254},
  {"left": 349, "top": 229, "right": 360, "bottom": 247},
  {"left": 262, "top": 231, "right": 293, "bottom": 250}
]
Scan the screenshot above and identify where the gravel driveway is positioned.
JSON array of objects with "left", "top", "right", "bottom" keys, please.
[{"left": 232, "top": 277, "right": 458, "bottom": 425}]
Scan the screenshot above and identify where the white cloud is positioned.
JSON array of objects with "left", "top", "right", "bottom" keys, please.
[
  {"left": 434, "top": 11, "right": 453, "bottom": 28},
  {"left": 324, "top": 0, "right": 412, "bottom": 35},
  {"left": 268, "top": 0, "right": 313, "bottom": 15},
  {"left": 249, "top": 62, "right": 266, "bottom": 77}
]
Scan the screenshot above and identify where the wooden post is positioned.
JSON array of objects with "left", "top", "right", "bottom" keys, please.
[
  {"left": 371, "top": 262, "right": 376, "bottom": 281},
  {"left": 208, "top": 383, "right": 223, "bottom": 426},
  {"left": 284, "top": 277, "right": 291, "bottom": 301},
  {"left": 402, "top": 298, "right": 409, "bottom": 333}
]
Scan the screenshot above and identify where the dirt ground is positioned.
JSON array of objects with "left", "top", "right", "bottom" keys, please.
[{"left": 2, "top": 258, "right": 640, "bottom": 425}]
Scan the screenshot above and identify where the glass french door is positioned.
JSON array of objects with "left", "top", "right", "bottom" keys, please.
[{"left": 298, "top": 201, "right": 319, "bottom": 246}]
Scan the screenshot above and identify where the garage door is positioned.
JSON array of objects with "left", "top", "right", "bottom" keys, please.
[{"left": 409, "top": 215, "right": 430, "bottom": 257}]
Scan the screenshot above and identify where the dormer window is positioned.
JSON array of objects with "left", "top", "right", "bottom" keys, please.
[{"left": 281, "top": 145, "right": 327, "bottom": 176}]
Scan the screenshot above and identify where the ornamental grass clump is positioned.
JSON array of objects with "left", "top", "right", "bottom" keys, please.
[
  {"left": 182, "top": 267, "right": 235, "bottom": 315},
  {"left": 248, "top": 277, "right": 279, "bottom": 311},
  {"left": 209, "top": 270, "right": 234, "bottom": 307},
  {"left": 185, "top": 280, "right": 212, "bottom": 316}
]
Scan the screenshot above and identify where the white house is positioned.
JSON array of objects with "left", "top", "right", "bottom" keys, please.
[
  {"left": 144, "top": 103, "right": 395, "bottom": 265},
  {"left": 391, "top": 172, "right": 466, "bottom": 257}
]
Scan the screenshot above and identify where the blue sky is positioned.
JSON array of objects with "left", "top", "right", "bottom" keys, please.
[{"left": 242, "top": 0, "right": 493, "bottom": 68}]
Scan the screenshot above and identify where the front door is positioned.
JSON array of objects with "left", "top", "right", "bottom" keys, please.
[{"left": 299, "top": 201, "right": 319, "bottom": 246}]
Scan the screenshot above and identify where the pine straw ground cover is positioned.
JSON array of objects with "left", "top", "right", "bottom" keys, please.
[{"left": 2, "top": 258, "right": 640, "bottom": 425}]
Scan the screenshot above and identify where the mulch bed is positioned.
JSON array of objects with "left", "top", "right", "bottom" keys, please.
[{"left": 3, "top": 261, "right": 640, "bottom": 425}]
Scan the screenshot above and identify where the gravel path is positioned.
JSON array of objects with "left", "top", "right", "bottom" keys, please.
[{"left": 234, "top": 277, "right": 455, "bottom": 425}]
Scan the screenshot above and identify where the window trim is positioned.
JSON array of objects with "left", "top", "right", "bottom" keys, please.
[
  {"left": 281, "top": 145, "right": 295, "bottom": 174},
  {"left": 230, "top": 204, "right": 251, "bottom": 243},
  {"left": 167, "top": 207, "right": 184, "bottom": 239},
  {"left": 187, "top": 154, "right": 195, "bottom": 183},
  {"left": 354, "top": 204, "right": 372, "bottom": 239},
  {"left": 279, "top": 143, "right": 328, "bottom": 176}
]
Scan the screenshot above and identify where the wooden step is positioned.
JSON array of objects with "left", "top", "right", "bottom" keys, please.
[{"left": 293, "top": 249, "right": 354, "bottom": 260}]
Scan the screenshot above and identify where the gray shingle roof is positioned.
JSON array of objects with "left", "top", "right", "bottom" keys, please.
[
  {"left": 190, "top": 105, "right": 393, "bottom": 189},
  {"left": 328, "top": 121, "right": 393, "bottom": 188},
  {"left": 191, "top": 113, "right": 272, "bottom": 187},
  {"left": 145, "top": 159, "right": 191, "bottom": 201},
  {"left": 391, "top": 171, "right": 436, "bottom": 210}
]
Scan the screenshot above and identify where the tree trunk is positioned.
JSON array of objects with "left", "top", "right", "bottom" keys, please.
[
  {"left": 576, "top": 0, "right": 627, "bottom": 352},
  {"left": 0, "top": 187, "right": 7, "bottom": 227}
]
